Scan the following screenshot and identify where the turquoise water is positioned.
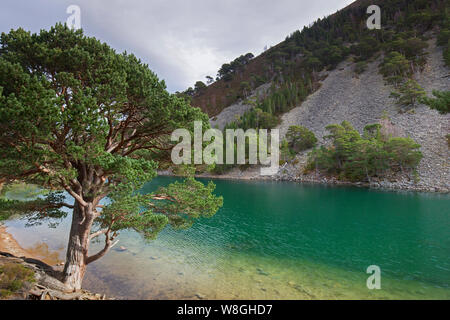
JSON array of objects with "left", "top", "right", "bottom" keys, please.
[{"left": 3, "top": 177, "right": 450, "bottom": 299}]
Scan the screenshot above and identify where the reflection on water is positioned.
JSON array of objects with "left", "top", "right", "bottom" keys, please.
[
  {"left": 3, "top": 177, "right": 450, "bottom": 300},
  {"left": 24, "top": 242, "right": 64, "bottom": 266},
  {"left": 82, "top": 239, "right": 450, "bottom": 300}
]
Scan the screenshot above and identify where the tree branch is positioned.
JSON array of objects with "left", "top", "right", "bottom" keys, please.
[
  {"left": 59, "top": 202, "right": 75, "bottom": 209},
  {"left": 62, "top": 184, "right": 88, "bottom": 207},
  {"left": 86, "top": 231, "right": 117, "bottom": 265},
  {"left": 89, "top": 229, "right": 108, "bottom": 241}
]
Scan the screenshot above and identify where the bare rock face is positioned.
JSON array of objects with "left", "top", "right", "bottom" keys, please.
[
  {"left": 275, "top": 38, "right": 449, "bottom": 192},
  {"left": 210, "top": 83, "right": 271, "bottom": 130},
  {"left": 209, "top": 101, "right": 253, "bottom": 131},
  {"left": 277, "top": 56, "right": 395, "bottom": 142},
  {"left": 204, "top": 39, "right": 448, "bottom": 192}
]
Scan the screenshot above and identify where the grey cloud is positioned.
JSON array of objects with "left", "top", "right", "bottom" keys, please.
[{"left": 0, "top": 0, "right": 355, "bottom": 92}]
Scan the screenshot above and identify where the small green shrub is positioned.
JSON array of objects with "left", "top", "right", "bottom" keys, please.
[
  {"left": 307, "top": 121, "right": 422, "bottom": 181},
  {"left": 354, "top": 61, "right": 367, "bottom": 74},
  {"left": 0, "top": 263, "right": 35, "bottom": 298},
  {"left": 1, "top": 183, "right": 46, "bottom": 201},
  {"left": 286, "top": 125, "right": 318, "bottom": 152},
  {"left": 421, "top": 90, "right": 450, "bottom": 114},
  {"left": 390, "top": 79, "right": 426, "bottom": 108},
  {"left": 379, "top": 52, "right": 411, "bottom": 86}
]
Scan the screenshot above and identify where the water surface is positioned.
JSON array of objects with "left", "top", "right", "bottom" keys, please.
[{"left": 4, "top": 177, "right": 450, "bottom": 299}]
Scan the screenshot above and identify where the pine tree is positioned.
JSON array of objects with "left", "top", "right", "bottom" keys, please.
[
  {"left": 421, "top": 90, "right": 450, "bottom": 114},
  {"left": 390, "top": 79, "right": 426, "bottom": 108},
  {"left": 0, "top": 25, "right": 223, "bottom": 290}
]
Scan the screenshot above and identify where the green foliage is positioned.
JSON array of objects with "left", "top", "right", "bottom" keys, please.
[
  {"left": 444, "top": 43, "right": 450, "bottom": 66},
  {"left": 225, "top": 79, "right": 310, "bottom": 132},
  {"left": 191, "top": 0, "right": 447, "bottom": 118},
  {"left": 175, "top": 90, "right": 194, "bottom": 106},
  {"left": 0, "top": 198, "right": 17, "bottom": 221},
  {"left": 194, "top": 81, "right": 207, "bottom": 92},
  {"left": 280, "top": 139, "right": 294, "bottom": 164},
  {"left": 0, "top": 182, "right": 64, "bottom": 224},
  {"left": 206, "top": 76, "right": 214, "bottom": 85},
  {"left": 0, "top": 182, "right": 46, "bottom": 201},
  {"left": 210, "top": 130, "right": 272, "bottom": 174},
  {"left": 304, "top": 56, "right": 322, "bottom": 72},
  {"left": 437, "top": 29, "right": 450, "bottom": 47},
  {"left": 0, "top": 24, "right": 222, "bottom": 245},
  {"left": 0, "top": 263, "right": 35, "bottom": 298},
  {"left": 286, "top": 125, "right": 317, "bottom": 152},
  {"left": 421, "top": 90, "right": 450, "bottom": 114},
  {"left": 390, "top": 79, "right": 426, "bottom": 108},
  {"left": 383, "top": 137, "right": 423, "bottom": 171},
  {"left": 151, "top": 178, "right": 223, "bottom": 229},
  {"left": 354, "top": 61, "right": 368, "bottom": 75},
  {"left": 379, "top": 52, "right": 411, "bottom": 85},
  {"left": 0, "top": 192, "right": 68, "bottom": 226},
  {"left": 209, "top": 163, "right": 235, "bottom": 175},
  {"left": 97, "top": 178, "right": 223, "bottom": 239},
  {"left": 384, "top": 36, "right": 428, "bottom": 66},
  {"left": 279, "top": 0, "right": 444, "bottom": 77},
  {"left": 240, "top": 81, "right": 251, "bottom": 98},
  {"left": 352, "top": 36, "right": 381, "bottom": 60},
  {"left": 171, "top": 164, "right": 196, "bottom": 177},
  {"left": 225, "top": 108, "right": 279, "bottom": 131},
  {"left": 217, "top": 53, "right": 254, "bottom": 80},
  {"left": 250, "top": 74, "right": 267, "bottom": 87},
  {"left": 307, "top": 122, "right": 422, "bottom": 181},
  {"left": 437, "top": 28, "right": 450, "bottom": 66}
]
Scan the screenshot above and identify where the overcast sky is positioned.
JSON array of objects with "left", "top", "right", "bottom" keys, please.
[{"left": 0, "top": 0, "right": 355, "bottom": 92}]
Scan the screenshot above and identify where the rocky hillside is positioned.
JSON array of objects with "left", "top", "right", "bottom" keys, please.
[
  {"left": 183, "top": 0, "right": 449, "bottom": 192},
  {"left": 200, "top": 38, "right": 449, "bottom": 193},
  {"left": 191, "top": 0, "right": 448, "bottom": 116},
  {"left": 275, "top": 38, "right": 449, "bottom": 192},
  {"left": 210, "top": 83, "right": 271, "bottom": 130}
]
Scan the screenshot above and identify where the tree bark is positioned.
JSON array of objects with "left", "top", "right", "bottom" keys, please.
[{"left": 62, "top": 202, "right": 95, "bottom": 291}]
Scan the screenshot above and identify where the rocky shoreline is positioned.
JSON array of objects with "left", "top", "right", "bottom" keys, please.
[
  {"left": 0, "top": 252, "right": 110, "bottom": 300},
  {"left": 158, "top": 167, "right": 449, "bottom": 194},
  {"left": 0, "top": 226, "right": 110, "bottom": 300}
]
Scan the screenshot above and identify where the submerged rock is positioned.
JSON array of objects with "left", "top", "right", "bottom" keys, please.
[
  {"left": 195, "top": 293, "right": 205, "bottom": 299},
  {"left": 256, "top": 268, "right": 270, "bottom": 276}
]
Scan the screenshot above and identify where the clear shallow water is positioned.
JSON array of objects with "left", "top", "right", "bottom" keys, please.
[{"left": 3, "top": 177, "right": 450, "bottom": 299}]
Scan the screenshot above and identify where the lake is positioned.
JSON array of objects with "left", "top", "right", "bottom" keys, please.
[{"left": 3, "top": 177, "right": 450, "bottom": 299}]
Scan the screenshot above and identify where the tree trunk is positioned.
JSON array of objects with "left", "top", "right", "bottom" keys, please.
[
  {"left": 62, "top": 202, "right": 95, "bottom": 291},
  {"left": 365, "top": 167, "right": 371, "bottom": 183}
]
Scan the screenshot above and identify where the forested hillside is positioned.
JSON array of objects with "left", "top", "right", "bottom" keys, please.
[
  {"left": 183, "top": 0, "right": 449, "bottom": 191},
  {"left": 183, "top": 0, "right": 448, "bottom": 120}
]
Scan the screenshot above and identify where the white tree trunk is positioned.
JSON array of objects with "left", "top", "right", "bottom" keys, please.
[{"left": 62, "top": 203, "right": 95, "bottom": 291}]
